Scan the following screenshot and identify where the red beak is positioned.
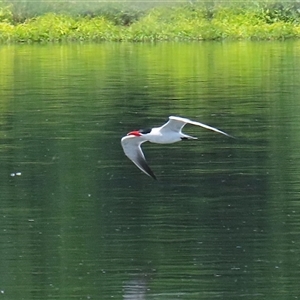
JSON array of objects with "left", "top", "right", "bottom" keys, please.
[{"left": 127, "top": 130, "right": 142, "bottom": 137}]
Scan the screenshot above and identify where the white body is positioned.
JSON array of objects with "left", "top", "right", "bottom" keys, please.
[
  {"left": 144, "top": 127, "right": 183, "bottom": 144},
  {"left": 121, "top": 116, "right": 232, "bottom": 179}
]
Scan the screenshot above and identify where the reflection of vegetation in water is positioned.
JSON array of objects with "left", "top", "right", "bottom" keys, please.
[
  {"left": 1, "top": 41, "right": 300, "bottom": 298},
  {"left": 1, "top": 1, "right": 300, "bottom": 42}
]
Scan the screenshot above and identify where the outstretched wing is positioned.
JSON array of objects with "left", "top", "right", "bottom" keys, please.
[
  {"left": 159, "top": 116, "right": 187, "bottom": 133},
  {"left": 121, "top": 135, "right": 157, "bottom": 180},
  {"left": 162, "top": 116, "right": 233, "bottom": 138}
]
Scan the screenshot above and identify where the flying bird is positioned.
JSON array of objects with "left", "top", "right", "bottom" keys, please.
[{"left": 121, "top": 116, "right": 233, "bottom": 179}]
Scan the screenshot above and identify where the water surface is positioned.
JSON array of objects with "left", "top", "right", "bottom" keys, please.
[{"left": 1, "top": 41, "right": 300, "bottom": 299}]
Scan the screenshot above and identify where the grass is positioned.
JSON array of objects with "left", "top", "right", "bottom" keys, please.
[{"left": 1, "top": 1, "right": 300, "bottom": 42}]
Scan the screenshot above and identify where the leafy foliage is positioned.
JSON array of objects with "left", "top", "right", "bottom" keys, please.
[
  {"left": 1, "top": 1, "right": 300, "bottom": 42},
  {"left": 258, "top": 2, "right": 300, "bottom": 24}
]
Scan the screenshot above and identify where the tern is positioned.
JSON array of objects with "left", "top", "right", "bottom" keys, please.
[{"left": 121, "top": 116, "right": 233, "bottom": 180}]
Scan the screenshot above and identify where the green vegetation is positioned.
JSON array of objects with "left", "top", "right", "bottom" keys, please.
[{"left": 1, "top": 1, "right": 300, "bottom": 42}]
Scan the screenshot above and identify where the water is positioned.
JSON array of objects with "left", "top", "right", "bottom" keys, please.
[{"left": 1, "top": 41, "right": 300, "bottom": 299}]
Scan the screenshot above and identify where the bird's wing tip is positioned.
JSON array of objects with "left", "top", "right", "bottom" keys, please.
[
  {"left": 147, "top": 170, "right": 157, "bottom": 180},
  {"left": 225, "top": 133, "right": 236, "bottom": 139}
]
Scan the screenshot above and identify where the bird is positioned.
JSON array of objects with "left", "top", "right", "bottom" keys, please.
[{"left": 121, "top": 116, "right": 233, "bottom": 180}]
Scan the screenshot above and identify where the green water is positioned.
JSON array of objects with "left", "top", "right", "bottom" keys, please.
[{"left": 1, "top": 41, "right": 300, "bottom": 299}]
